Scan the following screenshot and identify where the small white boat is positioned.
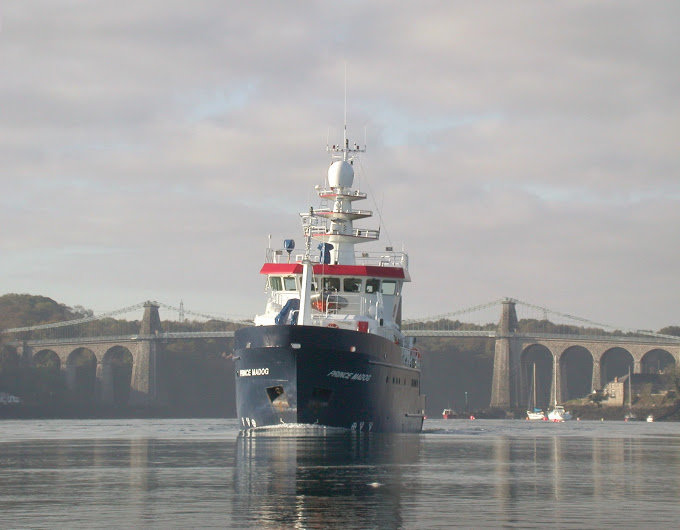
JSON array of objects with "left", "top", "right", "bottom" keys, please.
[
  {"left": 548, "top": 405, "right": 572, "bottom": 422},
  {"left": 527, "top": 410, "right": 547, "bottom": 420},
  {"left": 646, "top": 414, "right": 654, "bottom": 422},
  {"left": 547, "top": 360, "right": 571, "bottom": 422},
  {"left": 442, "top": 408, "right": 454, "bottom": 420},
  {"left": 526, "top": 363, "right": 546, "bottom": 420}
]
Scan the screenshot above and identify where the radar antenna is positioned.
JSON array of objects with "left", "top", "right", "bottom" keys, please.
[{"left": 327, "top": 64, "right": 366, "bottom": 163}]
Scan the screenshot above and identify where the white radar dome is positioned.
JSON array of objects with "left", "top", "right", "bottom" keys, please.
[{"left": 327, "top": 160, "right": 354, "bottom": 188}]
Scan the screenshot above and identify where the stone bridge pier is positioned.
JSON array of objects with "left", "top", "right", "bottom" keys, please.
[{"left": 490, "top": 299, "right": 520, "bottom": 409}]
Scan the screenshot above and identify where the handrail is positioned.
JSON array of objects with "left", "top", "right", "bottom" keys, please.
[{"left": 265, "top": 248, "right": 408, "bottom": 268}]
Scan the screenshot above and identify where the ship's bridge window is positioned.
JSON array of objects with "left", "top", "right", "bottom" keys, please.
[
  {"left": 365, "top": 278, "right": 380, "bottom": 293},
  {"left": 269, "top": 277, "right": 283, "bottom": 291},
  {"left": 322, "top": 277, "right": 340, "bottom": 291},
  {"left": 283, "top": 276, "right": 297, "bottom": 291},
  {"left": 381, "top": 280, "right": 398, "bottom": 296},
  {"left": 343, "top": 278, "right": 362, "bottom": 293}
]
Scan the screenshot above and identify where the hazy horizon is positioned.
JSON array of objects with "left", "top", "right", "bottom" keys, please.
[{"left": 1, "top": 2, "right": 678, "bottom": 330}]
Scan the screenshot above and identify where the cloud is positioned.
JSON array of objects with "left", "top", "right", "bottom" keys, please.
[{"left": 1, "top": 1, "right": 678, "bottom": 329}]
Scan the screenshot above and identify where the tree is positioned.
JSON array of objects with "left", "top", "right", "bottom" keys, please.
[
  {"left": 659, "top": 326, "right": 680, "bottom": 337},
  {"left": 661, "top": 364, "right": 680, "bottom": 393},
  {"left": 71, "top": 305, "right": 94, "bottom": 318}
]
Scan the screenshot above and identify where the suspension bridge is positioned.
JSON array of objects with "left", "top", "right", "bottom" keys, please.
[{"left": 2, "top": 298, "right": 679, "bottom": 410}]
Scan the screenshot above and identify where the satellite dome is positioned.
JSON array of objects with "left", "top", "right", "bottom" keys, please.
[{"left": 327, "top": 160, "right": 354, "bottom": 188}]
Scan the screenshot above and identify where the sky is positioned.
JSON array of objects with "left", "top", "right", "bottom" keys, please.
[{"left": 1, "top": 1, "right": 678, "bottom": 330}]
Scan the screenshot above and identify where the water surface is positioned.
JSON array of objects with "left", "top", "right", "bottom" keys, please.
[{"left": 1, "top": 419, "right": 679, "bottom": 528}]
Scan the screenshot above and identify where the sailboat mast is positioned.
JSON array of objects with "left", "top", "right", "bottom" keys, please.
[{"left": 553, "top": 356, "right": 557, "bottom": 407}]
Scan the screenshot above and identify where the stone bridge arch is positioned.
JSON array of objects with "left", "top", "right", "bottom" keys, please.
[
  {"left": 640, "top": 349, "right": 676, "bottom": 374},
  {"left": 33, "top": 349, "right": 61, "bottom": 371},
  {"left": 519, "top": 344, "right": 554, "bottom": 411},
  {"left": 599, "top": 347, "right": 634, "bottom": 388},
  {"left": 559, "top": 346, "right": 593, "bottom": 401},
  {"left": 101, "top": 346, "right": 133, "bottom": 404},
  {"left": 66, "top": 347, "right": 97, "bottom": 400}
]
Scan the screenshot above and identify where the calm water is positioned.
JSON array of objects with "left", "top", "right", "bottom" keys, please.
[{"left": 1, "top": 419, "right": 680, "bottom": 528}]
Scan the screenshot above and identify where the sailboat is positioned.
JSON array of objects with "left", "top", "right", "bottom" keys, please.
[
  {"left": 548, "top": 357, "right": 572, "bottom": 422},
  {"left": 624, "top": 367, "right": 637, "bottom": 421},
  {"left": 526, "top": 363, "right": 546, "bottom": 420}
]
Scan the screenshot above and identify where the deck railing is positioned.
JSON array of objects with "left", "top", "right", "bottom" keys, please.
[{"left": 265, "top": 248, "right": 408, "bottom": 269}]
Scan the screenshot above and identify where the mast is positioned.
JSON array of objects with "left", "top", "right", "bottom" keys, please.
[
  {"left": 312, "top": 84, "right": 372, "bottom": 266},
  {"left": 552, "top": 356, "right": 557, "bottom": 408},
  {"left": 344, "top": 61, "right": 347, "bottom": 160},
  {"left": 298, "top": 212, "right": 314, "bottom": 326}
]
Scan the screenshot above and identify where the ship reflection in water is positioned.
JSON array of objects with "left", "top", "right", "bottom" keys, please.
[
  {"left": 232, "top": 424, "right": 680, "bottom": 528},
  {"left": 233, "top": 428, "right": 421, "bottom": 529}
]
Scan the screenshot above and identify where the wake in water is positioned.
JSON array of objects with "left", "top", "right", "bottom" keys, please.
[
  {"left": 238, "top": 423, "right": 350, "bottom": 437},
  {"left": 423, "top": 426, "right": 493, "bottom": 435}
]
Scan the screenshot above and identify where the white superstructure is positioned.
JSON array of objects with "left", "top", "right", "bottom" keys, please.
[{"left": 252, "top": 132, "right": 418, "bottom": 368}]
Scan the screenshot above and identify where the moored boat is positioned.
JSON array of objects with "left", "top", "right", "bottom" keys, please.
[
  {"left": 526, "top": 363, "right": 546, "bottom": 420},
  {"left": 547, "top": 359, "right": 572, "bottom": 422},
  {"left": 527, "top": 409, "right": 547, "bottom": 421},
  {"left": 623, "top": 368, "right": 638, "bottom": 421},
  {"left": 233, "top": 118, "right": 425, "bottom": 433},
  {"left": 442, "top": 408, "right": 454, "bottom": 419},
  {"left": 548, "top": 405, "right": 572, "bottom": 422}
]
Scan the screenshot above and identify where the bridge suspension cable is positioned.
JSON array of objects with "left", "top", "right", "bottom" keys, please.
[
  {"left": 0, "top": 302, "right": 151, "bottom": 334},
  {"left": 402, "top": 298, "right": 680, "bottom": 342},
  {"left": 402, "top": 299, "right": 504, "bottom": 325},
  {"left": 513, "top": 299, "right": 680, "bottom": 341},
  {"left": 3, "top": 297, "right": 676, "bottom": 343},
  {"left": 0, "top": 300, "right": 253, "bottom": 335},
  {"left": 155, "top": 303, "right": 252, "bottom": 325}
]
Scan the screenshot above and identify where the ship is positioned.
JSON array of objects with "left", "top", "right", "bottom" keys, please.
[{"left": 233, "top": 123, "right": 425, "bottom": 433}]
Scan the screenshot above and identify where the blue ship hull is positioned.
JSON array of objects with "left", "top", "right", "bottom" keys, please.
[{"left": 234, "top": 325, "right": 425, "bottom": 433}]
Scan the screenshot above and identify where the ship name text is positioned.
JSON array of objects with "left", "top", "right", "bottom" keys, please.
[
  {"left": 238, "top": 367, "right": 270, "bottom": 377},
  {"left": 327, "top": 370, "right": 372, "bottom": 382}
]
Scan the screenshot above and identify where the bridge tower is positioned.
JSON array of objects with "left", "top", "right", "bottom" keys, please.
[
  {"left": 129, "top": 302, "right": 165, "bottom": 407},
  {"left": 140, "top": 301, "right": 163, "bottom": 335},
  {"left": 490, "top": 298, "right": 521, "bottom": 409}
]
